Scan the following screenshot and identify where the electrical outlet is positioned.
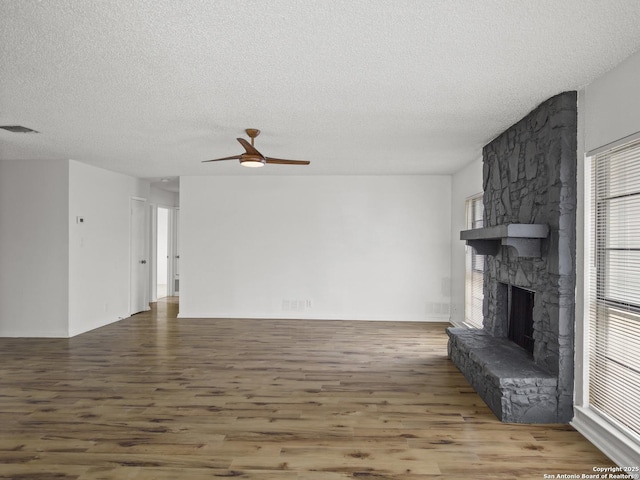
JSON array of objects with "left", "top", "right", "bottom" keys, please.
[{"left": 283, "top": 299, "right": 313, "bottom": 312}]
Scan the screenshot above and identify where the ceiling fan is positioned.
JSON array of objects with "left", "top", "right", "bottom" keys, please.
[{"left": 203, "top": 129, "right": 310, "bottom": 168}]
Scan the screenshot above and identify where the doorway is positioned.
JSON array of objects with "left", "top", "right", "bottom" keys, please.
[
  {"left": 156, "top": 207, "right": 170, "bottom": 299},
  {"left": 152, "top": 206, "right": 179, "bottom": 301}
]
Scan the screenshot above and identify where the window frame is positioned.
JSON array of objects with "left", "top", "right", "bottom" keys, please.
[
  {"left": 464, "top": 193, "right": 484, "bottom": 329},
  {"left": 588, "top": 137, "right": 640, "bottom": 438},
  {"left": 572, "top": 132, "right": 640, "bottom": 469}
]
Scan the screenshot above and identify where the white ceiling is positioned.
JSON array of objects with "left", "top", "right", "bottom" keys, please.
[{"left": 2, "top": 1, "right": 640, "bottom": 184}]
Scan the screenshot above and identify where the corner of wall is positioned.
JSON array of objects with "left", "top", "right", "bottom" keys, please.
[{"left": 68, "top": 162, "right": 150, "bottom": 336}]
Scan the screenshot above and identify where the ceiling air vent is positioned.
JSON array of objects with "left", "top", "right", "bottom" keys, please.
[{"left": 0, "top": 125, "right": 39, "bottom": 133}]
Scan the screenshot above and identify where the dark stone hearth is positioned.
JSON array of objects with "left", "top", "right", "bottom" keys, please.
[
  {"left": 449, "top": 91, "right": 577, "bottom": 423},
  {"left": 447, "top": 328, "right": 558, "bottom": 423}
]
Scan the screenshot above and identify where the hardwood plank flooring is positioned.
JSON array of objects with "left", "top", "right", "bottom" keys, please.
[{"left": 0, "top": 297, "right": 615, "bottom": 479}]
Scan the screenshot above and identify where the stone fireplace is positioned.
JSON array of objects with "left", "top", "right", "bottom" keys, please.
[{"left": 448, "top": 91, "right": 577, "bottom": 423}]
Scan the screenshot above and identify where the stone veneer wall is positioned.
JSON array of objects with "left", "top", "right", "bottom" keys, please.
[{"left": 449, "top": 91, "right": 577, "bottom": 423}]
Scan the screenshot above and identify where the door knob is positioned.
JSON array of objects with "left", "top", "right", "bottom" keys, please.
[{"left": 140, "top": 260, "right": 147, "bottom": 264}]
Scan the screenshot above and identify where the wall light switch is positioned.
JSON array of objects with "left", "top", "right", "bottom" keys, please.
[{"left": 76, "top": 216, "right": 85, "bottom": 224}]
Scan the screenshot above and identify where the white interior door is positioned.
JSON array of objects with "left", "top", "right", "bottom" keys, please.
[{"left": 130, "top": 197, "right": 149, "bottom": 314}]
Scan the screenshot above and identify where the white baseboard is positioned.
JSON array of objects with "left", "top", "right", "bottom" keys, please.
[
  {"left": 176, "top": 313, "right": 449, "bottom": 322},
  {"left": 571, "top": 406, "right": 640, "bottom": 473}
]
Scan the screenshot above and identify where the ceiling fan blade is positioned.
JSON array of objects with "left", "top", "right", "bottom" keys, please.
[
  {"left": 237, "top": 138, "right": 264, "bottom": 157},
  {"left": 265, "top": 157, "right": 311, "bottom": 165},
  {"left": 202, "top": 155, "right": 242, "bottom": 163}
]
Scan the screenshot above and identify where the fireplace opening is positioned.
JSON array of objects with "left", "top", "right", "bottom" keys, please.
[{"left": 509, "top": 286, "right": 535, "bottom": 355}]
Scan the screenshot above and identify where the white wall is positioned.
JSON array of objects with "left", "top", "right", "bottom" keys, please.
[
  {"left": 449, "top": 157, "right": 484, "bottom": 326},
  {"left": 149, "top": 185, "right": 178, "bottom": 207},
  {"left": 573, "top": 49, "right": 640, "bottom": 467},
  {"left": 180, "top": 175, "right": 451, "bottom": 322},
  {"left": 584, "top": 50, "right": 640, "bottom": 153},
  {"left": 0, "top": 160, "right": 70, "bottom": 336},
  {"left": 68, "top": 160, "right": 150, "bottom": 336}
]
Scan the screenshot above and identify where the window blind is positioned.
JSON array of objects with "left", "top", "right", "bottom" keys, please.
[
  {"left": 465, "top": 194, "right": 484, "bottom": 328},
  {"left": 590, "top": 137, "right": 640, "bottom": 437}
]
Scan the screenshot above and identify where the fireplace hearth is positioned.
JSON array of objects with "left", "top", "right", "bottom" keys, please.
[{"left": 447, "top": 91, "right": 577, "bottom": 423}]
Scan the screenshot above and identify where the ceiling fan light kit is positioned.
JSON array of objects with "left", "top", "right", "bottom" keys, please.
[
  {"left": 203, "top": 128, "right": 310, "bottom": 168},
  {"left": 241, "top": 162, "right": 264, "bottom": 168},
  {"left": 240, "top": 156, "right": 265, "bottom": 168}
]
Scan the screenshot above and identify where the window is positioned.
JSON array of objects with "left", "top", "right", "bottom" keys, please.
[
  {"left": 465, "top": 194, "right": 484, "bottom": 328},
  {"left": 590, "top": 137, "right": 640, "bottom": 437}
]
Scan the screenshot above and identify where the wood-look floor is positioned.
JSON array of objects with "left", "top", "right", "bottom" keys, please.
[{"left": 0, "top": 298, "right": 614, "bottom": 479}]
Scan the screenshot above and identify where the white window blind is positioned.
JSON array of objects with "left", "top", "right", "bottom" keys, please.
[
  {"left": 465, "top": 194, "right": 484, "bottom": 328},
  {"left": 590, "top": 137, "right": 640, "bottom": 437}
]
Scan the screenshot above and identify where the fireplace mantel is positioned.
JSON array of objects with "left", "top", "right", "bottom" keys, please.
[{"left": 460, "top": 224, "right": 549, "bottom": 257}]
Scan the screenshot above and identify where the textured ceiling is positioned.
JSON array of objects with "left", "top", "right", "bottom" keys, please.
[{"left": 2, "top": 1, "right": 640, "bottom": 182}]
